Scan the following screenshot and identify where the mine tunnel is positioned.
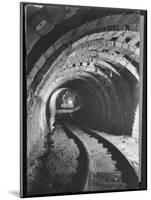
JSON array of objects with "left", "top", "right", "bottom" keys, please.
[
  {"left": 26, "top": 5, "right": 139, "bottom": 136},
  {"left": 26, "top": 4, "right": 140, "bottom": 195},
  {"left": 47, "top": 88, "right": 81, "bottom": 131}
]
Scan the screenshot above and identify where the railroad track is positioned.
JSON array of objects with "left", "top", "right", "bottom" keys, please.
[
  {"left": 78, "top": 125, "right": 139, "bottom": 189},
  {"left": 28, "top": 120, "right": 139, "bottom": 194},
  {"left": 61, "top": 121, "right": 139, "bottom": 191},
  {"left": 61, "top": 123, "right": 89, "bottom": 192}
]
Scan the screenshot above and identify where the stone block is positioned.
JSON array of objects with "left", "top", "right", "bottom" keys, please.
[
  {"left": 34, "top": 72, "right": 43, "bottom": 86},
  {"left": 128, "top": 36, "right": 140, "bottom": 46},
  {"left": 88, "top": 40, "right": 102, "bottom": 50},
  {"left": 35, "top": 55, "right": 46, "bottom": 69},
  {"left": 53, "top": 37, "right": 65, "bottom": 51},
  {"left": 39, "top": 64, "right": 50, "bottom": 75},
  {"left": 128, "top": 45, "right": 135, "bottom": 53},
  {"left": 62, "top": 30, "right": 73, "bottom": 44},
  {"left": 28, "top": 66, "right": 39, "bottom": 80},
  {"left": 87, "top": 32, "right": 104, "bottom": 41},
  {"left": 37, "top": 21, "right": 54, "bottom": 36},
  {"left": 134, "top": 47, "right": 139, "bottom": 56},
  {"left": 27, "top": 77, "right": 33, "bottom": 90},
  {"left": 44, "top": 45, "right": 54, "bottom": 58},
  {"left": 30, "top": 14, "right": 54, "bottom": 36},
  {"left": 115, "top": 41, "right": 122, "bottom": 50},
  {"left": 75, "top": 66, "right": 80, "bottom": 71},
  {"left": 121, "top": 42, "right": 129, "bottom": 51},
  {"left": 81, "top": 41, "right": 89, "bottom": 49},
  {"left": 104, "top": 40, "right": 114, "bottom": 49},
  {"left": 82, "top": 62, "right": 87, "bottom": 67}
]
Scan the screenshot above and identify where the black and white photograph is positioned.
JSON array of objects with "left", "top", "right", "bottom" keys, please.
[{"left": 20, "top": 2, "right": 147, "bottom": 198}]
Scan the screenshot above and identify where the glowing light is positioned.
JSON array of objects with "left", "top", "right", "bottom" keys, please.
[{"left": 68, "top": 99, "right": 73, "bottom": 105}]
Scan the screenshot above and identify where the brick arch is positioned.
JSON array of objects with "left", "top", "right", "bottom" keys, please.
[
  {"left": 27, "top": 12, "right": 140, "bottom": 137},
  {"left": 27, "top": 29, "right": 139, "bottom": 93}
]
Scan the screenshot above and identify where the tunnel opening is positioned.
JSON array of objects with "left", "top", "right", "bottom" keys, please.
[
  {"left": 45, "top": 67, "right": 139, "bottom": 136},
  {"left": 59, "top": 79, "right": 102, "bottom": 130},
  {"left": 25, "top": 4, "right": 142, "bottom": 195}
]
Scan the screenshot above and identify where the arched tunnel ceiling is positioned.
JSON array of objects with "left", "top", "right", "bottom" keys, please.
[
  {"left": 26, "top": 5, "right": 140, "bottom": 136},
  {"left": 23, "top": 4, "right": 148, "bottom": 196}
]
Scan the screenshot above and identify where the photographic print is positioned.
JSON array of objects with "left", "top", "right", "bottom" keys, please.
[{"left": 20, "top": 2, "right": 147, "bottom": 197}]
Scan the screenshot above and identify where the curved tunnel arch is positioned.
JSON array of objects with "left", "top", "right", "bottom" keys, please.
[
  {"left": 27, "top": 11, "right": 140, "bottom": 137},
  {"left": 26, "top": 5, "right": 141, "bottom": 194}
]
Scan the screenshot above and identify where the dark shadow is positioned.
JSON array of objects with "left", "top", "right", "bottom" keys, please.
[{"left": 9, "top": 190, "right": 20, "bottom": 197}]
